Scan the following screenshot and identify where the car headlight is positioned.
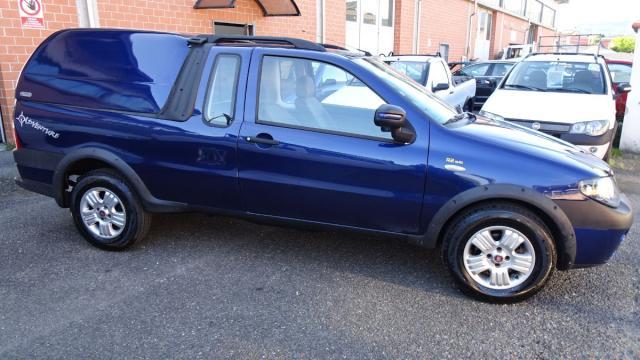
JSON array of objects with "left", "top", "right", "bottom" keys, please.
[
  {"left": 478, "top": 110, "right": 504, "bottom": 122},
  {"left": 578, "top": 176, "right": 620, "bottom": 207},
  {"left": 570, "top": 120, "right": 609, "bottom": 136}
]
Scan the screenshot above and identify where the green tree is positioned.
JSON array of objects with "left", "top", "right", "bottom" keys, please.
[{"left": 610, "top": 36, "right": 636, "bottom": 53}]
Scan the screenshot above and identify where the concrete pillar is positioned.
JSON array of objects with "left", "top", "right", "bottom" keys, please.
[{"left": 620, "top": 22, "right": 640, "bottom": 153}]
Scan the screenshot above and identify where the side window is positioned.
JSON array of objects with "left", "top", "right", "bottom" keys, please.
[
  {"left": 461, "top": 63, "right": 490, "bottom": 77},
  {"left": 258, "top": 56, "right": 391, "bottom": 140},
  {"left": 430, "top": 62, "right": 449, "bottom": 88},
  {"left": 205, "top": 54, "right": 241, "bottom": 126},
  {"left": 608, "top": 63, "right": 632, "bottom": 84},
  {"left": 490, "top": 63, "right": 513, "bottom": 77}
]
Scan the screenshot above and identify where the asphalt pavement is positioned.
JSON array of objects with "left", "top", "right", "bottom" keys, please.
[{"left": 0, "top": 148, "right": 638, "bottom": 359}]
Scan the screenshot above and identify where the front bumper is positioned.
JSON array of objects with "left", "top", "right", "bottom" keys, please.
[
  {"left": 577, "top": 144, "right": 610, "bottom": 159},
  {"left": 506, "top": 119, "right": 616, "bottom": 159},
  {"left": 556, "top": 194, "right": 634, "bottom": 267}
]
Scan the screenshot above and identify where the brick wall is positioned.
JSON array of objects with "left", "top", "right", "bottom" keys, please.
[
  {"left": 490, "top": 10, "right": 530, "bottom": 59},
  {"left": 393, "top": 0, "right": 415, "bottom": 54},
  {"left": 97, "top": 0, "right": 320, "bottom": 40},
  {"left": 418, "top": 0, "right": 473, "bottom": 62}
]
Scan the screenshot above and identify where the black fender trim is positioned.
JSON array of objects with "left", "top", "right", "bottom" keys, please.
[
  {"left": 409, "top": 184, "right": 577, "bottom": 269},
  {"left": 52, "top": 148, "right": 188, "bottom": 212}
]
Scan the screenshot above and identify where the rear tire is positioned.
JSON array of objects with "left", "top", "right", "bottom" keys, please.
[
  {"left": 442, "top": 202, "right": 556, "bottom": 303},
  {"left": 70, "top": 169, "right": 152, "bottom": 250}
]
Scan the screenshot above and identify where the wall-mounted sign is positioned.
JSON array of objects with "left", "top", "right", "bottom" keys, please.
[{"left": 18, "top": 0, "right": 45, "bottom": 29}]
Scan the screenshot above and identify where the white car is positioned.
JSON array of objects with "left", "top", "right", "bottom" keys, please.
[
  {"left": 383, "top": 55, "right": 476, "bottom": 112},
  {"left": 481, "top": 53, "right": 631, "bottom": 160}
]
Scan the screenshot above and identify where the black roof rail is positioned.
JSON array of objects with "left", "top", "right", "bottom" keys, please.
[
  {"left": 188, "top": 35, "right": 326, "bottom": 52},
  {"left": 387, "top": 52, "right": 442, "bottom": 58},
  {"left": 321, "top": 43, "right": 372, "bottom": 56},
  {"left": 524, "top": 52, "right": 601, "bottom": 62}
]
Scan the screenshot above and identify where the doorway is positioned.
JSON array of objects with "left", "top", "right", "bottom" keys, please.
[
  {"left": 345, "top": 0, "right": 394, "bottom": 55},
  {"left": 474, "top": 8, "right": 492, "bottom": 60}
]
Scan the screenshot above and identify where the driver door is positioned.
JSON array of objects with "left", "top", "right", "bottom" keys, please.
[{"left": 237, "top": 50, "right": 428, "bottom": 234}]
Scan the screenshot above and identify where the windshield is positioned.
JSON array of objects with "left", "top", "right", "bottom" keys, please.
[
  {"left": 385, "top": 60, "right": 429, "bottom": 85},
  {"left": 355, "top": 57, "right": 457, "bottom": 124},
  {"left": 503, "top": 60, "right": 606, "bottom": 94}
]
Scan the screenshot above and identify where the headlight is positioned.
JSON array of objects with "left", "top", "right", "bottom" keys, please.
[
  {"left": 579, "top": 176, "right": 620, "bottom": 207},
  {"left": 478, "top": 110, "right": 504, "bottom": 122},
  {"left": 570, "top": 120, "right": 609, "bottom": 136}
]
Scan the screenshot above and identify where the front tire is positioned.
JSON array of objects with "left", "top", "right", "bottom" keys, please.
[
  {"left": 442, "top": 202, "right": 556, "bottom": 303},
  {"left": 70, "top": 169, "right": 152, "bottom": 250}
]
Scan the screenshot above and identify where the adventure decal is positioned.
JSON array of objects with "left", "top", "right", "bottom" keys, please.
[{"left": 16, "top": 112, "right": 60, "bottom": 139}]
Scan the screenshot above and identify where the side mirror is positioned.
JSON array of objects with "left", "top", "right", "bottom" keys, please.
[
  {"left": 617, "top": 82, "right": 631, "bottom": 94},
  {"left": 432, "top": 82, "right": 450, "bottom": 92},
  {"left": 375, "top": 104, "right": 406, "bottom": 129},
  {"left": 374, "top": 104, "right": 416, "bottom": 144}
]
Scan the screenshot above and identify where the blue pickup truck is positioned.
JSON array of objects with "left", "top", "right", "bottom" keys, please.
[{"left": 12, "top": 29, "right": 633, "bottom": 302}]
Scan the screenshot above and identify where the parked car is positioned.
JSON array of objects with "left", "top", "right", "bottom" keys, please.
[
  {"left": 481, "top": 53, "right": 631, "bottom": 160},
  {"left": 496, "top": 44, "right": 535, "bottom": 60},
  {"left": 13, "top": 30, "right": 633, "bottom": 302},
  {"left": 383, "top": 55, "right": 476, "bottom": 111},
  {"left": 606, "top": 59, "right": 633, "bottom": 120},
  {"left": 452, "top": 60, "right": 516, "bottom": 110}
]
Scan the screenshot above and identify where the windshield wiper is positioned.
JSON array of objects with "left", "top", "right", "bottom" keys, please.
[
  {"left": 503, "top": 84, "right": 547, "bottom": 92},
  {"left": 552, "top": 88, "right": 593, "bottom": 94},
  {"left": 443, "top": 112, "right": 475, "bottom": 125}
]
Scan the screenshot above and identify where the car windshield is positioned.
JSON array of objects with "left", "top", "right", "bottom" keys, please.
[
  {"left": 503, "top": 60, "right": 606, "bottom": 94},
  {"left": 356, "top": 57, "right": 458, "bottom": 124},
  {"left": 385, "top": 60, "right": 429, "bottom": 84}
]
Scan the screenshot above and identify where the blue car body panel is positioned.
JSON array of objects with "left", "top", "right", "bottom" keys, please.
[{"left": 11, "top": 29, "right": 633, "bottom": 268}]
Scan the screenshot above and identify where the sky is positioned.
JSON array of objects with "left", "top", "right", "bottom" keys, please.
[{"left": 555, "top": 0, "right": 640, "bottom": 36}]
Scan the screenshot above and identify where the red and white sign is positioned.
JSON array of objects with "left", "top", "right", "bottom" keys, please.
[{"left": 18, "top": 0, "right": 45, "bottom": 29}]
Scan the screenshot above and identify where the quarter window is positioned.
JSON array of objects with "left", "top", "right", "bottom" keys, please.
[
  {"left": 205, "top": 54, "right": 241, "bottom": 126},
  {"left": 430, "top": 62, "right": 450, "bottom": 88},
  {"left": 258, "top": 56, "right": 391, "bottom": 140}
]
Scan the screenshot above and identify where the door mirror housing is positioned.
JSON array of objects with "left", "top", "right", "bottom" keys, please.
[
  {"left": 374, "top": 104, "right": 406, "bottom": 129},
  {"left": 617, "top": 82, "right": 631, "bottom": 94},
  {"left": 374, "top": 104, "right": 416, "bottom": 144},
  {"left": 432, "top": 82, "right": 450, "bottom": 92}
]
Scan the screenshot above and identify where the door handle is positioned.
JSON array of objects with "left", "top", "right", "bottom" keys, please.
[{"left": 245, "top": 134, "right": 279, "bottom": 146}]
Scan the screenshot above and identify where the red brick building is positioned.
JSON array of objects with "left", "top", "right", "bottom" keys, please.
[{"left": 0, "top": 0, "right": 560, "bottom": 145}]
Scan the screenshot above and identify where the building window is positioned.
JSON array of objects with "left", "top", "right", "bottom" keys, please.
[
  {"left": 76, "top": 0, "right": 99, "bottom": 28},
  {"left": 480, "top": 0, "right": 500, "bottom": 8},
  {"left": 381, "top": 0, "right": 393, "bottom": 27},
  {"left": 346, "top": 1, "right": 357, "bottom": 22},
  {"left": 541, "top": 5, "right": 555, "bottom": 27},
  {"left": 213, "top": 22, "right": 254, "bottom": 35},
  {"left": 503, "top": 0, "right": 525, "bottom": 16},
  {"left": 527, "top": 0, "right": 543, "bottom": 23}
]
